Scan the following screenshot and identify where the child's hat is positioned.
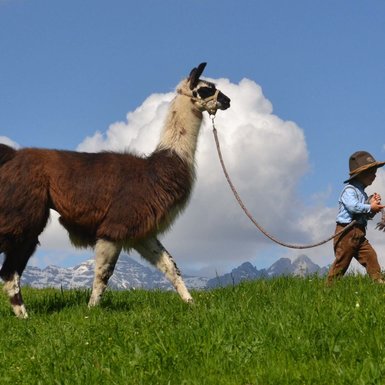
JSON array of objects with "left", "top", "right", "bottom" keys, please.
[{"left": 344, "top": 151, "right": 385, "bottom": 183}]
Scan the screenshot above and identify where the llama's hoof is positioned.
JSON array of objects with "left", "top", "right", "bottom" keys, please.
[
  {"left": 185, "top": 297, "right": 194, "bottom": 305},
  {"left": 88, "top": 296, "right": 101, "bottom": 308},
  {"left": 14, "top": 305, "right": 28, "bottom": 319}
]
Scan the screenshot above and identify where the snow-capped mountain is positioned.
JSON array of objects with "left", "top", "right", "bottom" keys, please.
[
  {"left": 265, "top": 255, "right": 328, "bottom": 277},
  {"left": 206, "top": 261, "right": 265, "bottom": 289},
  {"left": 21, "top": 254, "right": 209, "bottom": 291},
  {"left": 207, "top": 255, "right": 328, "bottom": 288},
  {"left": 15, "top": 254, "right": 328, "bottom": 291}
]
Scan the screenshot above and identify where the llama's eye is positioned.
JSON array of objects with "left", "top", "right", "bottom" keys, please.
[
  {"left": 192, "top": 91, "right": 198, "bottom": 97},
  {"left": 197, "top": 87, "right": 216, "bottom": 99}
]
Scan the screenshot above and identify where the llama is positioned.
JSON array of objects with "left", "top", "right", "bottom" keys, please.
[{"left": 0, "top": 63, "right": 230, "bottom": 318}]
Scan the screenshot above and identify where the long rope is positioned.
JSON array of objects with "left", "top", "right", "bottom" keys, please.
[{"left": 210, "top": 116, "right": 356, "bottom": 249}]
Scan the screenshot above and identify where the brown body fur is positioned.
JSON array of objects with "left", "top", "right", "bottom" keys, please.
[{"left": 0, "top": 147, "right": 192, "bottom": 253}]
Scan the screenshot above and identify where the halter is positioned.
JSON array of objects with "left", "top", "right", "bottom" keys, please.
[{"left": 177, "top": 88, "right": 220, "bottom": 116}]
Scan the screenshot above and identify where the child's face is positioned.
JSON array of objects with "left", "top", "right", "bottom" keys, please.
[{"left": 356, "top": 168, "right": 377, "bottom": 187}]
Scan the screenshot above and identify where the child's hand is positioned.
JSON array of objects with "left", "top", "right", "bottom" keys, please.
[
  {"left": 373, "top": 192, "right": 382, "bottom": 203},
  {"left": 370, "top": 193, "right": 385, "bottom": 213}
]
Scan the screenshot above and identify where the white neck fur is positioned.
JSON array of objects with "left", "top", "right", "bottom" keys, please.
[{"left": 156, "top": 80, "right": 203, "bottom": 167}]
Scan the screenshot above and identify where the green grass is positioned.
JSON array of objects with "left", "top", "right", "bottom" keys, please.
[{"left": 1, "top": 276, "right": 385, "bottom": 384}]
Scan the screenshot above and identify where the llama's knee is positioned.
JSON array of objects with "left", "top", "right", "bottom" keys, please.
[
  {"left": 89, "top": 239, "right": 121, "bottom": 307},
  {"left": 135, "top": 238, "right": 181, "bottom": 277},
  {"left": 94, "top": 239, "right": 121, "bottom": 280},
  {"left": 135, "top": 238, "right": 193, "bottom": 303}
]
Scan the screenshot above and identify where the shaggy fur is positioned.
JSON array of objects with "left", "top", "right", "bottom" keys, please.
[{"left": 0, "top": 63, "right": 230, "bottom": 318}]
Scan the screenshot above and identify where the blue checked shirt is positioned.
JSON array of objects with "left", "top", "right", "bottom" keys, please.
[{"left": 336, "top": 181, "right": 372, "bottom": 226}]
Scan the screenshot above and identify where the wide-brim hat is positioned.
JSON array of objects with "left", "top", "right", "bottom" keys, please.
[{"left": 344, "top": 151, "right": 385, "bottom": 183}]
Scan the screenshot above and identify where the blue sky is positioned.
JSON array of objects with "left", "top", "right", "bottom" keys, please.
[{"left": 1, "top": 0, "right": 385, "bottom": 276}]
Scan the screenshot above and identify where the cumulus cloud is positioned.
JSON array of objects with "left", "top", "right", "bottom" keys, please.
[
  {"left": 366, "top": 170, "right": 385, "bottom": 265},
  {"left": 35, "top": 77, "right": 385, "bottom": 277},
  {"left": 37, "top": 77, "right": 318, "bottom": 275},
  {"left": 0, "top": 74, "right": 380, "bottom": 278},
  {"left": 0, "top": 136, "right": 19, "bottom": 148},
  {"left": 77, "top": 93, "right": 173, "bottom": 155}
]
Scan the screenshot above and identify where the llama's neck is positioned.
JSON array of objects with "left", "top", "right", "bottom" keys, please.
[{"left": 156, "top": 94, "right": 203, "bottom": 167}]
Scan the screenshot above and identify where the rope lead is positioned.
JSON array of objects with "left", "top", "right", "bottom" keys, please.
[{"left": 211, "top": 116, "right": 356, "bottom": 249}]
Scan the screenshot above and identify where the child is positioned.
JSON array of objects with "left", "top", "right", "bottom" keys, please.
[{"left": 327, "top": 151, "right": 385, "bottom": 283}]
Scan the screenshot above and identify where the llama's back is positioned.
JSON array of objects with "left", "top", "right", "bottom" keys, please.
[
  {"left": 0, "top": 146, "right": 194, "bottom": 247},
  {"left": 96, "top": 149, "right": 194, "bottom": 243},
  {"left": 44, "top": 148, "right": 147, "bottom": 224},
  {"left": 44, "top": 148, "right": 194, "bottom": 245}
]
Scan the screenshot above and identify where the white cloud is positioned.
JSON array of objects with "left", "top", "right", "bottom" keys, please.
[
  {"left": 77, "top": 93, "right": 173, "bottom": 154},
  {"left": 37, "top": 77, "right": 320, "bottom": 275},
  {"left": 366, "top": 169, "right": 385, "bottom": 267},
  {"left": 37, "top": 77, "right": 385, "bottom": 278},
  {"left": 0, "top": 136, "right": 19, "bottom": 148}
]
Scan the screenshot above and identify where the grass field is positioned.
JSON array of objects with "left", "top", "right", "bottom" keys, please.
[{"left": 1, "top": 276, "right": 385, "bottom": 384}]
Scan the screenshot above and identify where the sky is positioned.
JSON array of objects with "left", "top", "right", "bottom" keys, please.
[{"left": 1, "top": 0, "right": 385, "bottom": 277}]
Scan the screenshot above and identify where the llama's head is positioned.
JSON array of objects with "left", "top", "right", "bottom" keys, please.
[{"left": 178, "top": 63, "right": 231, "bottom": 115}]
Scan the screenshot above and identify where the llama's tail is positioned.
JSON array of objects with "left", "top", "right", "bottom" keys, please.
[{"left": 0, "top": 144, "right": 16, "bottom": 167}]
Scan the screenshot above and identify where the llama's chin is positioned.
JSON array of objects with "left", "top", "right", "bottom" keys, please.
[{"left": 218, "top": 101, "right": 230, "bottom": 110}]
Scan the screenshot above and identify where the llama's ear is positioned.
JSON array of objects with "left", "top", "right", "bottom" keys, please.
[{"left": 188, "top": 62, "right": 207, "bottom": 90}]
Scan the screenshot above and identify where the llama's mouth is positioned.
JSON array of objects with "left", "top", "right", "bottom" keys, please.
[{"left": 217, "top": 94, "right": 231, "bottom": 110}]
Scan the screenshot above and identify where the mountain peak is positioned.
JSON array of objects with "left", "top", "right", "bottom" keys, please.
[
  {"left": 20, "top": 254, "right": 208, "bottom": 291},
  {"left": 17, "top": 254, "right": 327, "bottom": 291}
]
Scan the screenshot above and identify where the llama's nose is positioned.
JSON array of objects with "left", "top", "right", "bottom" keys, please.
[{"left": 218, "top": 93, "right": 231, "bottom": 110}]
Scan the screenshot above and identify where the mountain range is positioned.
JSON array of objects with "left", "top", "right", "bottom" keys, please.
[
  {"left": 16, "top": 254, "right": 329, "bottom": 291},
  {"left": 206, "top": 255, "right": 329, "bottom": 288}
]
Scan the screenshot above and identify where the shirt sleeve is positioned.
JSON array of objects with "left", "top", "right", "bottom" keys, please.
[{"left": 340, "top": 187, "right": 371, "bottom": 214}]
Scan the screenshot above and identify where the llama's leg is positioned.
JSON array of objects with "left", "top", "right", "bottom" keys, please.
[
  {"left": 0, "top": 238, "right": 39, "bottom": 319},
  {"left": 88, "top": 239, "right": 122, "bottom": 307},
  {"left": 134, "top": 237, "right": 193, "bottom": 303},
  {"left": 2, "top": 273, "right": 27, "bottom": 319}
]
